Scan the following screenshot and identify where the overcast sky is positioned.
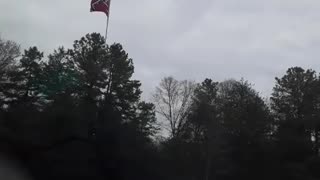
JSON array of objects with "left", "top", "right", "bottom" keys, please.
[{"left": 1, "top": 0, "right": 320, "bottom": 99}]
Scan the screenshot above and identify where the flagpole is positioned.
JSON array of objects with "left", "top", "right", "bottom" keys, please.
[
  {"left": 105, "top": 0, "right": 111, "bottom": 43},
  {"left": 105, "top": 16, "right": 109, "bottom": 42}
]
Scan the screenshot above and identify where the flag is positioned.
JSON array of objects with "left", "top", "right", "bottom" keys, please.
[{"left": 90, "top": 0, "right": 111, "bottom": 16}]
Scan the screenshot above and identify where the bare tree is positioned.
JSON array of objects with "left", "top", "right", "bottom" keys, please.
[
  {"left": 0, "top": 37, "right": 20, "bottom": 73},
  {"left": 153, "top": 76, "right": 195, "bottom": 138},
  {"left": 0, "top": 37, "right": 20, "bottom": 108}
]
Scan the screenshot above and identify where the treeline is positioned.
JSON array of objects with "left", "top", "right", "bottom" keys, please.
[{"left": 0, "top": 33, "right": 320, "bottom": 180}]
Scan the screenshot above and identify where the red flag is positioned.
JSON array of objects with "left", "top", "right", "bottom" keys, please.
[{"left": 90, "top": 0, "right": 111, "bottom": 16}]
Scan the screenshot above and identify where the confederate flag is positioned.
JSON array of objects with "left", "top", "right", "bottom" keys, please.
[{"left": 90, "top": 0, "right": 111, "bottom": 16}]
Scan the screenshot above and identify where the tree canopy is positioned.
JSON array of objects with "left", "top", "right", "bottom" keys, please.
[{"left": 0, "top": 34, "right": 320, "bottom": 180}]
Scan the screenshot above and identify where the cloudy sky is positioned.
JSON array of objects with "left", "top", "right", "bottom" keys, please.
[{"left": 1, "top": 0, "right": 320, "bottom": 99}]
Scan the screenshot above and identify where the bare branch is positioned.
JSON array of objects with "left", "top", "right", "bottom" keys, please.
[
  {"left": 0, "top": 37, "right": 20, "bottom": 73},
  {"left": 153, "top": 76, "right": 195, "bottom": 137}
]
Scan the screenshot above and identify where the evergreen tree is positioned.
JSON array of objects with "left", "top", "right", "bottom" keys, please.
[{"left": 271, "top": 67, "right": 319, "bottom": 179}]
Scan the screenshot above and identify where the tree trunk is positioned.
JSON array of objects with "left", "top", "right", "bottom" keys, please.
[
  {"left": 204, "top": 109, "right": 215, "bottom": 180},
  {"left": 204, "top": 141, "right": 212, "bottom": 180},
  {"left": 315, "top": 130, "right": 320, "bottom": 156}
]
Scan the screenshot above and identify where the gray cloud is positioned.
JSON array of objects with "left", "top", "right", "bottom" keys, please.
[{"left": 1, "top": 0, "right": 320, "bottom": 99}]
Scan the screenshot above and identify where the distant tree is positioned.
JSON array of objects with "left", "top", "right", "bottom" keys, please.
[
  {"left": 218, "top": 79, "right": 271, "bottom": 140},
  {"left": 271, "top": 67, "right": 319, "bottom": 179},
  {"left": 153, "top": 76, "right": 195, "bottom": 138},
  {"left": 271, "top": 67, "right": 317, "bottom": 124},
  {"left": 187, "top": 79, "right": 219, "bottom": 141},
  {"left": 69, "top": 33, "right": 109, "bottom": 112},
  {"left": 0, "top": 46, "right": 48, "bottom": 149},
  {"left": 313, "top": 78, "right": 320, "bottom": 155},
  {"left": 217, "top": 79, "right": 272, "bottom": 179},
  {"left": 271, "top": 67, "right": 317, "bottom": 152},
  {"left": 188, "top": 78, "right": 219, "bottom": 180},
  {"left": 64, "top": 33, "right": 159, "bottom": 180},
  {"left": 41, "top": 47, "right": 79, "bottom": 101},
  {"left": 187, "top": 79, "right": 272, "bottom": 180},
  {"left": 135, "top": 101, "right": 158, "bottom": 137},
  {"left": 2, "top": 47, "right": 44, "bottom": 111},
  {"left": 69, "top": 33, "right": 142, "bottom": 123},
  {"left": 38, "top": 47, "right": 81, "bottom": 141},
  {"left": 0, "top": 37, "right": 20, "bottom": 109},
  {"left": 0, "top": 37, "right": 20, "bottom": 74},
  {"left": 103, "top": 43, "right": 142, "bottom": 122}
]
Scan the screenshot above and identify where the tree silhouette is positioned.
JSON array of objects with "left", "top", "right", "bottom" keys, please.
[
  {"left": 1, "top": 34, "right": 320, "bottom": 180},
  {"left": 153, "top": 76, "right": 195, "bottom": 138},
  {"left": 271, "top": 67, "right": 320, "bottom": 179},
  {"left": 0, "top": 36, "right": 20, "bottom": 74}
]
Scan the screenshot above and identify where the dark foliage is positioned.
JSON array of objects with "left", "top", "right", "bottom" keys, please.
[{"left": 0, "top": 35, "right": 320, "bottom": 180}]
